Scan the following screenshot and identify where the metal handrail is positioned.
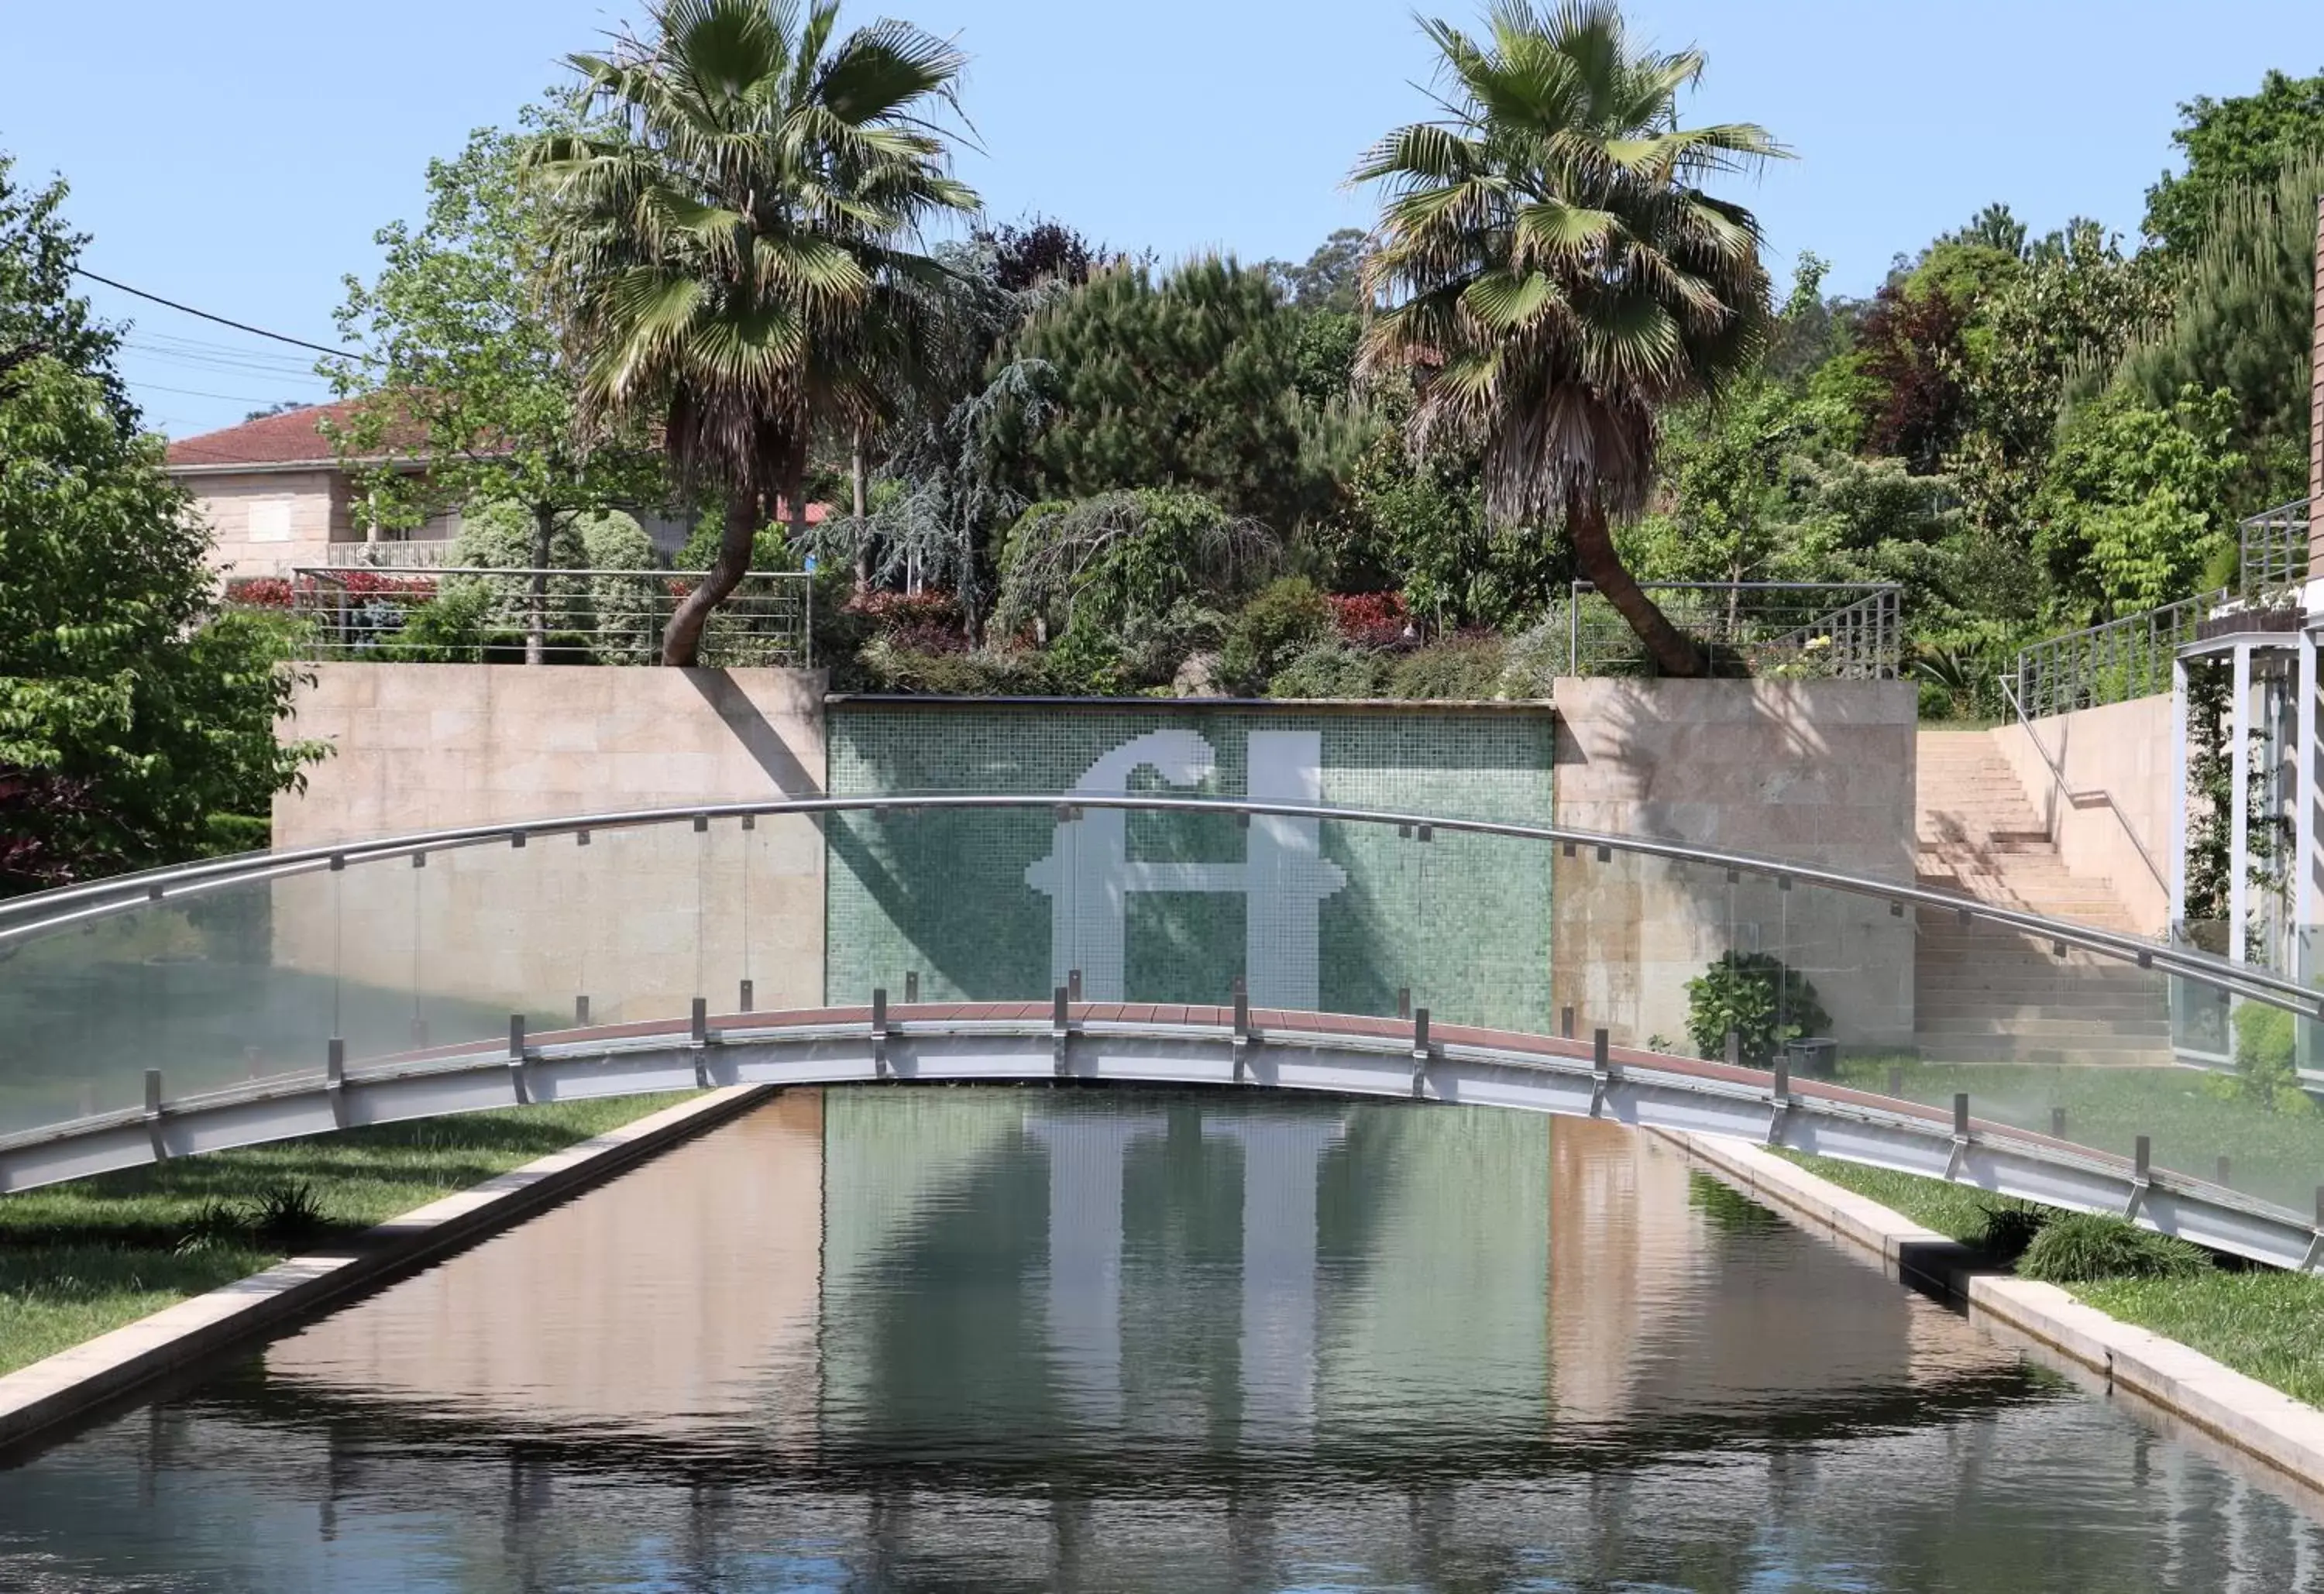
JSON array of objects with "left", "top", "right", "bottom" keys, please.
[
  {"left": 1999, "top": 674, "right": 2171, "bottom": 903},
  {"left": 3, "top": 792, "right": 2316, "bottom": 1016},
  {"left": 2240, "top": 497, "right": 2313, "bottom": 599}
]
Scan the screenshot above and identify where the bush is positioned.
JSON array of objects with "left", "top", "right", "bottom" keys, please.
[
  {"left": 1683, "top": 951, "right": 1831, "bottom": 1067},
  {"left": 858, "top": 637, "right": 1054, "bottom": 696},
  {"left": 2017, "top": 1212, "right": 2212, "bottom": 1283},
  {"left": 2211, "top": 1002, "right": 2318, "bottom": 1115},
  {"left": 1972, "top": 1199, "right": 2051, "bottom": 1264},
  {"left": 378, "top": 582, "right": 495, "bottom": 662},
  {"left": 1222, "top": 576, "right": 1332, "bottom": 691},
  {"left": 1270, "top": 640, "right": 1389, "bottom": 699},
  {"left": 1387, "top": 635, "right": 1508, "bottom": 700},
  {"left": 1328, "top": 590, "right": 1412, "bottom": 648},
  {"left": 849, "top": 589, "right": 968, "bottom": 654},
  {"left": 1497, "top": 619, "right": 1566, "bottom": 700}
]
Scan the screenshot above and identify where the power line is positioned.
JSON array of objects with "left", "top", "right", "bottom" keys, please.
[{"left": 73, "top": 268, "right": 364, "bottom": 362}]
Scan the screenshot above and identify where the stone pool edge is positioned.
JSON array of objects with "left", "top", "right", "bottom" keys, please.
[
  {"left": 1654, "top": 1127, "right": 2324, "bottom": 1494},
  {"left": 0, "top": 1084, "right": 777, "bottom": 1453}
]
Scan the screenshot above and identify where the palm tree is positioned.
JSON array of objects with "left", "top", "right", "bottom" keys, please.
[
  {"left": 525, "top": 0, "right": 979, "bottom": 666},
  {"left": 1356, "top": 0, "right": 1781, "bottom": 676}
]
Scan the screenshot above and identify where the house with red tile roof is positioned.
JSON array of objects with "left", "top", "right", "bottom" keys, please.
[
  {"left": 164, "top": 401, "right": 459, "bottom": 580},
  {"left": 165, "top": 403, "right": 830, "bottom": 583}
]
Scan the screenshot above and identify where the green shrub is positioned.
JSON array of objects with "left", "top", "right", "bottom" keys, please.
[
  {"left": 379, "top": 582, "right": 495, "bottom": 661},
  {"left": 1683, "top": 951, "right": 1831, "bottom": 1067},
  {"left": 2209, "top": 1002, "right": 2318, "bottom": 1115},
  {"left": 859, "top": 638, "right": 1055, "bottom": 696},
  {"left": 1222, "top": 576, "right": 1332, "bottom": 691},
  {"left": 1270, "top": 641, "right": 1390, "bottom": 700},
  {"left": 2017, "top": 1212, "right": 2212, "bottom": 1283},
  {"left": 1497, "top": 620, "right": 1566, "bottom": 700},
  {"left": 1972, "top": 1199, "right": 2051, "bottom": 1263},
  {"left": 1387, "top": 635, "right": 1508, "bottom": 699}
]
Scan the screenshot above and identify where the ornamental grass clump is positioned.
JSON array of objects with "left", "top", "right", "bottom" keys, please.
[{"left": 2017, "top": 1211, "right": 2212, "bottom": 1283}]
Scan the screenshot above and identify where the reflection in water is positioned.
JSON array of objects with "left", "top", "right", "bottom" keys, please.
[{"left": 4, "top": 1087, "right": 2324, "bottom": 1592}]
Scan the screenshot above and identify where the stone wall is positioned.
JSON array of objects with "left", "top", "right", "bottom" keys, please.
[
  {"left": 273, "top": 664, "right": 827, "bottom": 1035},
  {"left": 1548, "top": 678, "right": 1919, "bottom": 1053},
  {"left": 1991, "top": 696, "right": 2174, "bottom": 936}
]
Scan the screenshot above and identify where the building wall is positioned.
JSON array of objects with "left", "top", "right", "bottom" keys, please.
[
  {"left": 272, "top": 663, "right": 828, "bottom": 1032},
  {"left": 1990, "top": 696, "right": 2175, "bottom": 936},
  {"left": 823, "top": 699, "right": 1559, "bottom": 1031},
  {"left": 1548, "top": 678, "right": 1920, "bottom": 1052},
  {"left": 187, "top": 471, "right": 350, "bottom": 581}
]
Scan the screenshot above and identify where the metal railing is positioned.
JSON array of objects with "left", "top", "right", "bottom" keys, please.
[
  {"left": 273, "top": 566, "right": 813, "bottom": 668},
  {"left": 1564, "top": 582, "right": 1902, "bottom": 679},
  {"left": 2012, "top": 593, "right": 2216, "bottom": 720},
  {"left": 6, "top": 793, "right": 2324, "bottom": 1270},
  {"left": 322, "top": 540, "right": 458, "bottom": 569},
  {"left": 2240, "top": 498, "right": 2313, "bottom": 599}
]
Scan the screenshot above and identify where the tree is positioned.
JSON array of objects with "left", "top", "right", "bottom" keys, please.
[
  {"left": 1266, "top": 228, "right": 1371, "bottom": 312},
  {"left": 2118, "top": 150, "right": 2323, "bottom": 510},
  {"left": 977, "top": 215, "right": 1110, "bottom": 293},
  {"left": 995, "top": 256, "right": 1359, "bottom": 535},
  {"left": 329, "top": 125, "right": 665, "bottom": 664},
  {"left": 1356, "top": 0, "right": 1782, "bottom": 676},
  {"left": 2144, "top": 68, "right": 2324, "bottom": 255},
  {"left": 525, "top": 0, "right": 979, "bottom": 666},
  {"left": 0, "top": 161, "right": 316, "bottom": 893},
  {"left": 2033, "top": 385, "right": 2246, "bottom": 622},
  {"left": 1946, "top": 222, "right": 2170, "bottom": 589}
]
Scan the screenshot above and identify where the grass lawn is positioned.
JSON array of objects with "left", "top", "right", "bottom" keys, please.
[
  {"left": 1782, "top": 1149, "right": 2324, "bottom": 1410},
  {"left": 0, "top": 1094, "right": 693, "bottom": 1376},
  {"left": 1833, "top": 1055, "right": 2324, "bottom": 1213}
]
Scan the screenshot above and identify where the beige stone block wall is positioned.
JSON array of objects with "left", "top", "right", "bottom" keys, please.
[
  {"left": 1549, "top": 678, "right": 1918, "bottom": 1053},
  {"left": 274, "top": 664, "right": 828, "bottom": 1031},
  {"left": 1991, "top": 695, "right": 2174, "bottom": 936},
  {"left": 189, "top": 472, "right": 350, "bottom": 582}
]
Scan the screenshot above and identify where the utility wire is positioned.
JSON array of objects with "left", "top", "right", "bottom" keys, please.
[{"left": 73, "top": 268, "right": 364, "bottom": 363}]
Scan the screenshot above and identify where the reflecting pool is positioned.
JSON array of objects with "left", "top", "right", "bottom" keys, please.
[{"left": 5, "top": 1087, "right": 2323, "bottom": 1591}]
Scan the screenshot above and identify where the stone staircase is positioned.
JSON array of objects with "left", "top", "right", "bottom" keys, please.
[{"left": 1914, "top": 730, "right": 2172, "bottom": 1064}]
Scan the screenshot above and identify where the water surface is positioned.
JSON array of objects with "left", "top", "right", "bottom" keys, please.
[{"left": 4, "top": 1087, "right": 2322, "bottom": 1592}]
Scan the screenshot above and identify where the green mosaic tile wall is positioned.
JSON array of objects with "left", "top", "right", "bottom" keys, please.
[{"left": 826, "top": 701, "right": 1556, "bottom": 1031}]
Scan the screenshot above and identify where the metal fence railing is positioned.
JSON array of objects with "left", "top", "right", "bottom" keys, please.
[
  {"left": 2240, "top": 498, "right": 2312, "bottom": 599},
  {"left": 322, "top": 540, "right": 458, "bottom": 569},
  {"left": 2012, "top": 593, "right": 2215, "bottom": 720},
  {"left": 258, "top": 567, "right": 813, "bottom": 668},
  {"left": 1563, "top": 581, "right": 1903, "bottom": 679}
]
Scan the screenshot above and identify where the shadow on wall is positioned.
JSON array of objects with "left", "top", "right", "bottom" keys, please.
[
  {"left": 1549, "top": 677, "right": 1920, "bottom": 1055},
  {"left": 680, "top": 668, "right": 824, "bottom": 797}
]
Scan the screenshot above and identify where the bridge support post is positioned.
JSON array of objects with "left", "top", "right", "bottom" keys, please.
[
  {"left": 325, "top": 1036, "right": 348, "bottom": 1129},
  {"left": 1052, "top": 987, "right": 1072, "bottom": 1077},
  {"left": 2125, "top": 1135, "right": 2153, "bottom": 1222},
  {"left": 690, "top": 998, "right": 711, "bottom": 1087},
  {"left": 871, "top": 988, "right": 889, "bottom": 1079},
  {"left": 1945, "top": 1093, "right": 1971, "bottom": 1180},
  {"left": 1232, "top": 981, "right": 1253, "bottom": 1083},
  {"left": 1588, "top": 1029, "right": 1616, "bottom": 1118},
  {"left": 1766, "top": 1051, "right": 1791, "bottom": 1146},
  {"left": 143, "top": 1068, "right": 167, "bottom": 1163},
  {"left": 507, "top": 1015, "right": 531, "bottom": 1105},
  {"left": 1410, "top": 1008, "right": 1435, "bottom": 1098}
]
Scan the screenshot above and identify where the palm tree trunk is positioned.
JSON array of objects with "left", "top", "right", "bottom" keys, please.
[
  {"left": 527, "top": 503, "right": 555, "bottom": 666},
  {"left": 662, "top": 491, "right": 758, "bottom": 668},
  {"left": 1569, "top": 491, "right": 1701, "bottom": 678}
]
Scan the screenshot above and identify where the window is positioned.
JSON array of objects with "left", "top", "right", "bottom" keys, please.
[{"left": 248, "top": 497, "right": 294, "bottom": 544}]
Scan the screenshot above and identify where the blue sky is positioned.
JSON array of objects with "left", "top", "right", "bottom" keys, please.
[{"left": 6, "top": 0, "right": 2320, "bottom": 438}]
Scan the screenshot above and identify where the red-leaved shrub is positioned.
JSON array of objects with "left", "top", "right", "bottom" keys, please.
[{"left": 1329, "top": 591, "right": 1412, "bottom": 648}]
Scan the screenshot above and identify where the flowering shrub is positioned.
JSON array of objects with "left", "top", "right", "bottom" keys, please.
[
  {"left": 324, "top": 571, "right": 435, "bottom": 600},
  {"left": 1328, "top": 590, "right": 1412, "bottom": 648},
  {"left": 225, "top": 577, "right": 294, "bottom": 608}
]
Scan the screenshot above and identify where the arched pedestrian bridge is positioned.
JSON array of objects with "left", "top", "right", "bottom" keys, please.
[{"left": 3, "top": 795, "right": 2320, "bottom": 1271}]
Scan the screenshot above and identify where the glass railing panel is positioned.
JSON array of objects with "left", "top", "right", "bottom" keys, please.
[{"left": 0, "top": 870, "right": 343, "bottom": 1133}]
